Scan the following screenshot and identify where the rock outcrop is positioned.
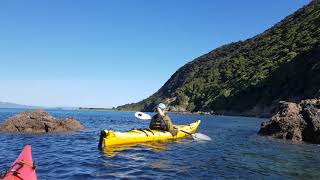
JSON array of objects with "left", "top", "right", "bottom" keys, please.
[
  {"left": 259, "top": 99, "right": 320, "bottom": 143},
  {"left": 0, "top": 109, "right": 83, "bottom": 133}
]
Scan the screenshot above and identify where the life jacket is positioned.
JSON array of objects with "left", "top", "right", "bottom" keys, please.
[{"left": 149, "top": 114, "right": 168, "bottom": 131}]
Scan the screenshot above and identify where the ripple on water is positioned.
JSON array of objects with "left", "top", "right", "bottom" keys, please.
[{"left": 1, "top": 110, "right": 320, "bottom": 179}]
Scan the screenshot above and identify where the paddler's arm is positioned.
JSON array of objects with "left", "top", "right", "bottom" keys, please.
[
  {"left": 157, "top": 107, "right": 165, "bottom": 117},
  {"left": 163, "top": 115, "right": 174, "bottom": 131}
]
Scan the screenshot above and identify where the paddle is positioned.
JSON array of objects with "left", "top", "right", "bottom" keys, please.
[
  {"left": 134, "top": 112, "right": 212, "bottom": 141},
  {"left": 135, "top": 112, "right": 152, "bottom": 120}
]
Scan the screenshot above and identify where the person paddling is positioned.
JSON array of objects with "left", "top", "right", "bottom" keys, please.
[{"left": 149, "top": 103, "right": 178, "bottom": 136}]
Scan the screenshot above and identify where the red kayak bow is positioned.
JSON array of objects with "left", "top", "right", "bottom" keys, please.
[{"left": 1, "top": 145, "right": 37, "bottom": 180}]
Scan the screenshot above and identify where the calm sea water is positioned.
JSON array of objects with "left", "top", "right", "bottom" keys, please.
[{"left": 0, "top": 109, "right": 319, "bottom": 179}]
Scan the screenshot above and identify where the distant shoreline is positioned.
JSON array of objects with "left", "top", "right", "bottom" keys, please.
[
  {"left": 80, "top": 108, "right": 219, "bottom": 116},
  {"left": 79, "top": 107, "right": 116, "bottom": 111}
]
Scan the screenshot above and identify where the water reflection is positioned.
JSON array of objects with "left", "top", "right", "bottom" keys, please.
[
  {"left": 103, "top": 141, "right": 170, "bottom": 158},
  {"left": 151, "top": 160, "right": 171, "bottom": 170}
]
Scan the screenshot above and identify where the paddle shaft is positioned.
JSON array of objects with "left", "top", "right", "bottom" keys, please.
[
  {"left": 135, "top": 112, "right": 211, "bottom": 141},
  {"left": 179, "top": 129, "right": 192, "bottom": 136},
  {"left": 136, "top": 112, "right": 192, "bottom": 135}
]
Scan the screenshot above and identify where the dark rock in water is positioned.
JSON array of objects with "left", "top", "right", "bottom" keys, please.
[
  {"left": 259, "top": 99, "right": 320, "bottom": 143},
  {"left": 300, "top": 100, "right": 320, "bottom": 143},
  {"left": 0, "top": 109, "right": 83, "bottom": 133},
  {"left": 259, "top": 101, "right": 303, "bottom": 141}
]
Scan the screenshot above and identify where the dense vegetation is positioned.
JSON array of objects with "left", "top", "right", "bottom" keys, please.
[{"left": 118, "top": 1, "right": 320, "bottom": 117}]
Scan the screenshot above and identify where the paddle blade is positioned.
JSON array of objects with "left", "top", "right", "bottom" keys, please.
[
  {"left": 192, "top": 133, "right": 212, "bottom": 141},
  {"left": 135, "top": 112, "right": 152, "bottom": 120}
]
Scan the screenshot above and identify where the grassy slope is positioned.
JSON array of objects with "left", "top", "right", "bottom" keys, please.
[{"left": 118, "top": 1, "right": 320, "bottom": 117}]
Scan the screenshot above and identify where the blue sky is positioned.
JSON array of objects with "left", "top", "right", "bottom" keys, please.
[{"left": 0, "top": 0, "right": 310, "bottom": 107}]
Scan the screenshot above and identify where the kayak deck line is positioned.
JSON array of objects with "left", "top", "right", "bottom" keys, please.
[
  {"left": 1, "top": 160, "right": 36, "bottom": 179},
  {"left": 1, "top": 145, "right": 37, "bottom": 180}
]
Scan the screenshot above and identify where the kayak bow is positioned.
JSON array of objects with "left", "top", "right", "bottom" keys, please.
[{"left": 1, "top": 145, "right": 37, "bottom": 180}]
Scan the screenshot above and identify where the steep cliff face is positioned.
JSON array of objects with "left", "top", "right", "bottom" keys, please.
[{"left": 118, "top": 1, "right": 320, "bottom": 117}]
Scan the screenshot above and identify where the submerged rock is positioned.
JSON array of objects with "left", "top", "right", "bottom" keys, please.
[
  {"left": 0, "top": 109, "right": 83, "bottom": 133},
  {"left": 259, "top": 99, "right": 320, "bottom": 143}
]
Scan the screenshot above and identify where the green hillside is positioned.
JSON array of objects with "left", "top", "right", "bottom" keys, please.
[{"left": 117, "top": 1, "right": 320, "bottom": 117}]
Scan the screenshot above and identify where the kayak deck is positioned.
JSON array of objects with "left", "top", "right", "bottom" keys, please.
[{"left": 99, "top": 120, "right": 201, "bottom": 147}]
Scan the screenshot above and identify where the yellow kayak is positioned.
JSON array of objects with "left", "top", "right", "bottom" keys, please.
[{"left": 98, "top": 120, "right": 201, "bottom": 147}]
